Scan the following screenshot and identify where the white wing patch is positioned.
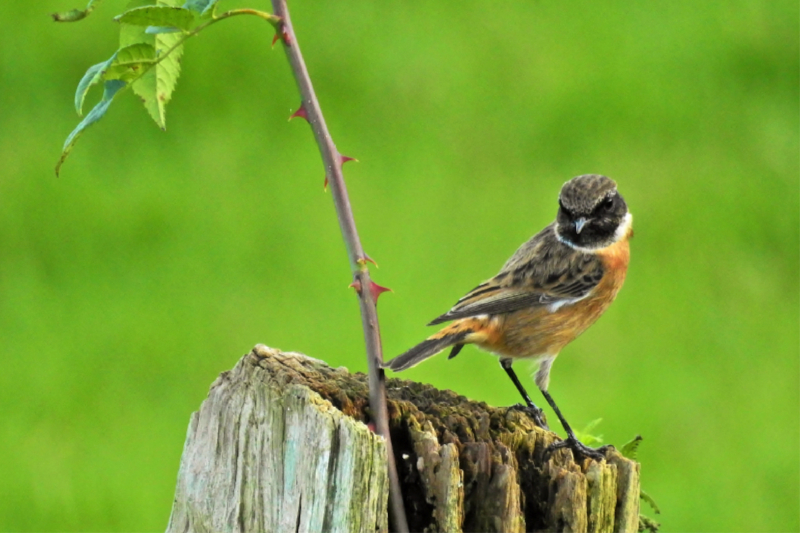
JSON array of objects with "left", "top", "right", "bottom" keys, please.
[{"left": 547, "top": 293, "right": 591, "bottom": 312}]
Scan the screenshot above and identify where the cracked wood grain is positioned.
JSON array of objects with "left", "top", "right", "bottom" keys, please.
[{"left": 167, "top": 345, "right": 641, "bottom": 533}]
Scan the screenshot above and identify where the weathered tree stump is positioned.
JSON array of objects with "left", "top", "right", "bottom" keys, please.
[{"left": 167, "top": 345, "right": 640, "bottom": 533}]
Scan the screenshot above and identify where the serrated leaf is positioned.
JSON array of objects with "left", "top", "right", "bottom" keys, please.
[
  {"left": 135, "top": 33, "right": 182, "bottom": 129},
  {"left": 52, "top": 0, "right": 103, "bottom": 22},
  {"left": 105, "top": 43, "right": 156, "bottom": 82},
  {"left": 639, "top": 514, "right": 661, "bottom": 533},
  {"left": 183, "top": 0, "right": 218, "bottom": 15},
  {"left": 57, "top": 79, "right": 126, "bottom": 176},
  {"left": 620, "top": 435, "right": 643, "bottom": 460},
  {"left": 119, "top": 5, "right": 183, "bottom": 129},
  {"left": 75, "top": 54, "right": 117, "bottom": 115},
  {"left": 573, "top": 418, "right": 604, "bottom": 447},
  {"left": 640, "top": 489, "right": 661, "bottom": 514},
  {"left": 581, "top": 418, "right": 602, "bottom": 434},
  {"left": 115, "top": 6, "right": 195, "bottom": 31}
]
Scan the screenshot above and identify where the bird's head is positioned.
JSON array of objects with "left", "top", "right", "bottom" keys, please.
[{"left": 555, "top": 174, "right": 630, "bottom": 249}]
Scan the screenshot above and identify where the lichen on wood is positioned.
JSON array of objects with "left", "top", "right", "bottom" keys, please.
[{"left": 167, "top": 345, "right": 641, "bottom": 532}]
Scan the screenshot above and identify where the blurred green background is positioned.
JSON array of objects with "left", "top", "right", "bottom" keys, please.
[{"left": 1, "top": 0, "right": 797, "bottom": 531}]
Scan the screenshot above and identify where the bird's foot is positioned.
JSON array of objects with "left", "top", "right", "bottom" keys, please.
[
  {"left": 510, "top": 403, "right": 550, "bottom": 430},
  {"left": 545, "top": 435, "right": 613, "bottom": 462}
]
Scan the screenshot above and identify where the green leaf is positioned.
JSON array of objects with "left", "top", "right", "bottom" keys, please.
[
  {"left": 573, "top": 418, "right": 604, "bottom": 447},
  {"left": 640, "top": 489, "right": 661, "bottom": 515},
  {"left": 114, "top": 6, "right": 196, "bottom": 31},
  {"left": 134, "top": 32, "right": 183, "bottom": 129},
  {"left": 182, "top": 0, "right": 218, "bottom": 15},
  {"left": 52, "top": 0, "right": 103, "bottom": 22},
  {"left": 620, "top": 435, "right": 643, "bottom": 460},
  {"left": 75, "top": 54, "right": 117, "bottom": 115},
  {"left": 146, "top": 26, "right": 181, "bottom": 34},
  {"left": 639, "top": 514, "right": 661, "bottom": 533},
  {"left": 105, "top": 43, "right": 156, "bottom": 82},
  {"left": 57, "top": 80, "right": 126, "bottom": 176},
  {"left": 120, "top": 4, "right": 184, "bottom": 129}
]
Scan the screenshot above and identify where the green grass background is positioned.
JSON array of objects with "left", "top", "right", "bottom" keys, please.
[{"left": 1, "top": 0, "right": 797, "bottom": 531}]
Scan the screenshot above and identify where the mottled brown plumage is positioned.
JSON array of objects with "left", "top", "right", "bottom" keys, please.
[{"left": 384, "top": 174, "right": 633, "bottom": 460}]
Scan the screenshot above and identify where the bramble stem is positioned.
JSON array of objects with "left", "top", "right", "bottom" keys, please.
[{"left": 268, "top": 1, "right": 408, "bottom": 531}]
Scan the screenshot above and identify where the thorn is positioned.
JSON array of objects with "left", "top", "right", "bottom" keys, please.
[
  {"left": 340, "top": 154, "right": 358, "bottom": 165},
  {"left": 348, "top": 279, "right": 362, "bottom": 294},
  {"left": 271, "top": 24, "right": 290, "bottom": 46},
  {"left": 289, "top": 105, "right": 308, "bottom": 122},
  {"left": 324, "top": 176, "right": 329, "bottom": 191},
  {"left": 357, "top": 255, "right": 378, "bottom": 268},
  {"left": 368, "top": 281, "right": 392, "bottom": 303}
]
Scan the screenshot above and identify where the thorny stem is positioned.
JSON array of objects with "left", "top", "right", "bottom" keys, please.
[
  {"left": 268, "top": 1, "right": 409, "bottom": 531},
  {"left": 60, "top": 7, "right": 407, "bottom": 524}
]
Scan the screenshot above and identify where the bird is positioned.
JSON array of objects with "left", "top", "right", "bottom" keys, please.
[{"left": 383, "top": 174, "right": 633, "bottom": 460}]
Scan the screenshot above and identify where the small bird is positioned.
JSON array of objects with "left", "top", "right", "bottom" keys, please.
[{"left": 383, "top": 174, "right": 633, "bottom": 460}]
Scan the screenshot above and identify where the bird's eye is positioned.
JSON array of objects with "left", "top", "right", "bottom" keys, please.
[{"left": 602, "top": 196, "right": 614, "bottom": 210}]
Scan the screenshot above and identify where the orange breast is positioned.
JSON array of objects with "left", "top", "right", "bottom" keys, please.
[
  {"left": 597, "top": 234, "right": 630, "bottom": 273},
  {"left": 477, "top": 237, "right": 631, "bottom": 359}
]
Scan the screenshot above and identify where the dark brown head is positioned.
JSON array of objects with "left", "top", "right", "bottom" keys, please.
[{"left": 555, "top": 174, "right": 630, "bottom": 249}]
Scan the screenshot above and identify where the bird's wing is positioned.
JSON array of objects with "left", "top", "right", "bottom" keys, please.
[{"left": 428, "top": 229, "right": 604, "bottom": 325}]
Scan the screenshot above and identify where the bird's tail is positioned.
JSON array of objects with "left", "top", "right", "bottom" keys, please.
[{"left": 383, "top": 318, "right": 485, "bottom": 372}]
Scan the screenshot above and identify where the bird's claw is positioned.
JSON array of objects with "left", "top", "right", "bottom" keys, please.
[
  {"left": 510, "top": 403, "right": 550, "bottom": 430},
  {"left": 545, "top": 436, "right": 612, "bottom": 462}
]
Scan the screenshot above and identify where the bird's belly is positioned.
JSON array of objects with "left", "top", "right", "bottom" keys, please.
[{"left": 476, "top": 264, "right": 627, "bottom": 359}]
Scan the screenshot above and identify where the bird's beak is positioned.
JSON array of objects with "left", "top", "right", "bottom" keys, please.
[{"left": 574, "top": 218, "right": 587, "bottom": 234}]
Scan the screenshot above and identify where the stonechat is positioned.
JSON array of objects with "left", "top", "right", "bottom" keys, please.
[{"left": 384, "top": 174, "right": 633, "bottom": 460}]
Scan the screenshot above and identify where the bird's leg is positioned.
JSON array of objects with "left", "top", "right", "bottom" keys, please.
[
  {"left": 540, "top": 389, "right": 612, "bottom": 461},
  {"left": 500, "top": 359, "right": 549, "bottom": 429}
]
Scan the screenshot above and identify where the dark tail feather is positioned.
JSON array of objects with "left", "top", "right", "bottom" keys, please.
[
  {"left": 384, "top": 331, "right": 468, "bottom": 372},
  {"left": 447, "top": 344, "right": 464, "bottom": 360}
]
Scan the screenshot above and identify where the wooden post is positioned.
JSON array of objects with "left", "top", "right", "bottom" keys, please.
[{"left": 167, "top": 345, "right": 640, "bottom": 533}]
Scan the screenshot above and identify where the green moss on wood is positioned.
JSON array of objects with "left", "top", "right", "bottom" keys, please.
[{"left": 173, "top": 345, "right": 641, "bottom": 533}]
